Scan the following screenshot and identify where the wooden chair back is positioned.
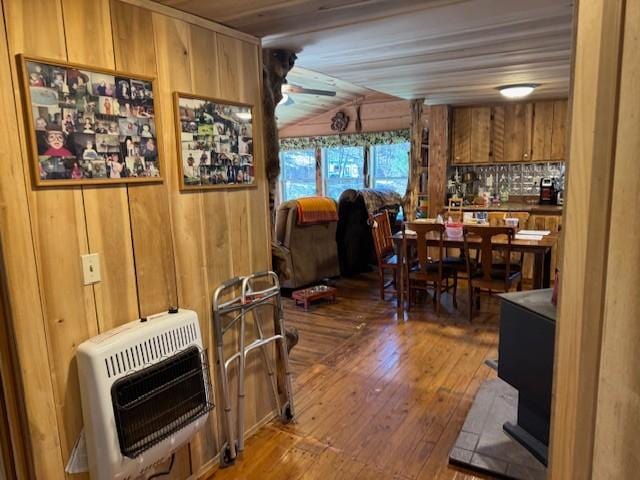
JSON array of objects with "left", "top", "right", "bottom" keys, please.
[
  {"left": 487, "top": 211, "right": 530, "bottom": 228},
  {"left": 447, "top": 199, "right": 464, "bottom": 222},
  {"left": 463, "top": 225, "right": 516, "bottom": 284},
  {"left": 487, "top": 212, "right": 529, "bottom": 263},
  {"left": 370, "top": 211, "right": 394, "bottom": 260},
  {"left": 405, "top": 222, "right": 446, "bottom": 278}
]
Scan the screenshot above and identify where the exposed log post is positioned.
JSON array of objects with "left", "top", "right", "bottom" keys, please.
[
  {"left": 404, "top": 98, "right": 424, "bottom": 221},
  {"left": 427, "top": 105, "right": 450, "bottom": 218},
  {"left": 262, "top": 49, "right": 297, "bottom": 222}
]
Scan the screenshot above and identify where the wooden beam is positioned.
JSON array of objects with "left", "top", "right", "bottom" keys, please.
[
  {"left": 591, "top": 0, "right": 640, "bottom": 477},
  {"left": 404, "top": 99, "right": 424, "bottom": 221},
  {"left": 549, "top": 0, "right": 626, "bottom": 478},
  {"left": 427, "top": 105, "right": 449, "bottom": 218}
]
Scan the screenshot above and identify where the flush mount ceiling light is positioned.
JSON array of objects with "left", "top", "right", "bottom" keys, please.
[{"left": 497, "top": 84, "right": 538, "bottom": 99}]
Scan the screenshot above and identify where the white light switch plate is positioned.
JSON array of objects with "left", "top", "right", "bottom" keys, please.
[{"left": 81, "top": 253, "right": 101, "bottom": 285}]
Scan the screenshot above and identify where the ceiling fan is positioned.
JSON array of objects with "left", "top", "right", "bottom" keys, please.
[{"left": 279, "top": 80, "right": 336, "bottom": 107}]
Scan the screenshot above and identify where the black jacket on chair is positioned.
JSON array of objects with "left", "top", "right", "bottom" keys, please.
[{"left": 336, "top": 189, "right": 402, "bottom": 277}]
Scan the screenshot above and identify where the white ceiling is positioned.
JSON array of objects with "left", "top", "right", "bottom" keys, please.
[
  {"left": 263, "top": 0, "right": 574, "bottom": 105},
  {"left": 156, "top": 0, "right": 574, "bottom": 113},
  {"left": 275, "top": 66, "right": 374, "bottom": 128}
]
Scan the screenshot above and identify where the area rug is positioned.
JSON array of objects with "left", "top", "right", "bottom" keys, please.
[{"left": 449, "top": 378, "right": 547, "bottom": 480}]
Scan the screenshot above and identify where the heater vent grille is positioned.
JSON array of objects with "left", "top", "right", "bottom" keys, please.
[
  {"left": 111, "top": 346, "right": 213, "bottom": 458},
  {"left": 104, "top": 322, "right": 199, "bottom": 378}
]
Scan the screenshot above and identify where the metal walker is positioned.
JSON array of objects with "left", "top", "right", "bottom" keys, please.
[{"left": 212, "top": 271, "right": 295, "bottom": 467}]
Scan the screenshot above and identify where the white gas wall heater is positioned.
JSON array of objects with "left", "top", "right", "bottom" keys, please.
[{"left": 77, "top": 309, "right": 213, "bottom": 480}]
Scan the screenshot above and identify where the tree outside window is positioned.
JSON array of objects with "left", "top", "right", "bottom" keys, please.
[
  {"left": 324, "top": 146, "right": 365, "bottom": 200},
  {"left": 280, "top": 149, "right": 316, "bottom": 201},
  {"left": 371, "top": 142, "right": 410, "bottom": 195}
]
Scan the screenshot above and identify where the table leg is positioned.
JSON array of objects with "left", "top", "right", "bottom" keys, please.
[
  {"left": 532, "top": 249, "right": 553, "bottom": 289},
  {"left": 543, "top": 248, "right": 552, "bottom": 288},
  {"left": 532, "top": 252, "right": 544, "bottom": 289}
]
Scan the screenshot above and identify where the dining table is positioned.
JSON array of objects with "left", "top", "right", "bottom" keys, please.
[{"left": 391, "top": 227, "right": 559, "bottom": 310}]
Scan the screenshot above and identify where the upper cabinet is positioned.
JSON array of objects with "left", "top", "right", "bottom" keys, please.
[
  {"left": 452, "top": 106, "right": 492, "bottom": 164},
  {"left": 502, "top": 102, "right": 533, "bottom": 162},
  {"left": 452, "top": 107, "right": 472, "bottom": 164},
  {"left": 451, "top": 99, "right": 568, "bottom": 164},
  {"left": 532, "top": 100, "right": 567, "bottom": 161},
  {"left": 470, "top": 107, "right": 492, "bottom": 163},
  {"left": 550, "top": 100, "right": 567, "bottom": 160}
]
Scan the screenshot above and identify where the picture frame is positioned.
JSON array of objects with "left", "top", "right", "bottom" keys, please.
[
  {"left": 17, "top": 54, "right": 164, "bottom": 186},
  {"left": 173, "top": 92, "right": 256, "bottom": 190}
]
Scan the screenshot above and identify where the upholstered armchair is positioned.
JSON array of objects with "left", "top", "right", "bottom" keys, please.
[{"left": 272, "top": 199, "right": 340, "bottom": 289}]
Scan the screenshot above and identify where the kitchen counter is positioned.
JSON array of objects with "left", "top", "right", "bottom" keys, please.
[{"left": 460, "top": 202, "right": 563, "bottom": 215}]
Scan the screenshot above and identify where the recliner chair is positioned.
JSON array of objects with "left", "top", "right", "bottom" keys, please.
[{"left": 272, "top": 199, "right": 340, "bottom": 289}]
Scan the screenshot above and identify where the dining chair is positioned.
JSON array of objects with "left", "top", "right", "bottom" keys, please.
[
  {"left": 447, "top": 198, "right": 464, "bottom": 222},
  {"left": 404, "top": 222, "right": 458, "bottom": 314},
  {"left": 463, "top": 225, "right": 522, "bottom": 322},
  {"left": 369, "top": 210, "right": 399, "bottom": 300},
  {"left": 487, "top": 212, "right": 530, "bottom": 271}
]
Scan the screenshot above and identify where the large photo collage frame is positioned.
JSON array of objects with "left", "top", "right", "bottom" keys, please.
[
  {"left": 174, "top": 92, "right": 255, "bottom": 190},
  {"left": 19, "top": 55, "right": 163, "bottom": 186}
]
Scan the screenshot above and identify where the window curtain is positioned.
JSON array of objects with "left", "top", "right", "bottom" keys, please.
[{"left": 279, "top": 129, "right": 410, "bottom": 151}]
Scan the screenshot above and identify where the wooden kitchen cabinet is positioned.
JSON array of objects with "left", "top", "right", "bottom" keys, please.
[
  {"left": 452, "top": 107, "right": 471, "bottom": 164},
  {"left": 470, "top": 107, "right": 492, "bottom": 163},
  {"left": 502, "top": 102, "right": 533, "bottom": 162},
  {"left": 451, "top": 100, "right": 567, "bottom": 165},
  {"left": 550, "top": 100, "right": 567, "bottom": 160},
  {"left": 532, "top": 100, "right": 568, "bottom": 161},
  {"left": 532, "top": 101, "right": 554, "bottom": 161},
  {"left": 452, "top": 106, "right": 491, "bottom": 164}
]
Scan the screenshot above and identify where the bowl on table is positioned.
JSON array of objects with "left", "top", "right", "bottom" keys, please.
[
  {"left": 445, "top": 222, "right": 463, "bottom": 239},
  {"left": 504, "top": 218, "right": 519, "bottom": 229}
]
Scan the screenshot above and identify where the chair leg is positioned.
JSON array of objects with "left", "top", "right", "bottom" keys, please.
[
  {"left": 467, "top": 282, "right": 473, "bottom": 323},
  {"left": 452, "top": 273, "right": 458, "bottom": 309},
  {"left": 379, "top": 268, "right": 385, "bottom": 300},
  {"left": 407, "top": 282, "right": 412, "bottom": 312},
  {"left": 475, "top": 288, "right": 481, "bottom": 310}
]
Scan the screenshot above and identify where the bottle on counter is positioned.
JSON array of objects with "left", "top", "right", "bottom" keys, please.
[{"left": 500, "top": 183, "right": 510, "bottom": 203}]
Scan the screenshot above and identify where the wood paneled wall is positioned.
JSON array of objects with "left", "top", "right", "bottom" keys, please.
[
  {"left": 0, "top": 0, "right": 272, "bottom": 478},
  {"left": 592, "top": 1, "right": 640, "bottom": 476},
  {"left": 549, "top": 0, "right": 640, "bottom": 478}
]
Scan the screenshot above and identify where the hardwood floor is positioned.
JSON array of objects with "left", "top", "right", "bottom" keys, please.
[{"left": 208, "top": 273, "right": 499, "bottom": 479}]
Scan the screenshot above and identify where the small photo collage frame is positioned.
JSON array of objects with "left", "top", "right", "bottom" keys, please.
[
  {"left": 174, "top": 92, "right": 255, "bottom": 190},
  {"left": 18, "top": 55, "right": 163, "bottom": 186}
]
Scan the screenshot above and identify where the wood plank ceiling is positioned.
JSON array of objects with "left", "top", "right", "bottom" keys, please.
[
  {"left": 156, "top": 0, "right": 574, "bottom": 120},
  {"left": 275, "top": 66, "right": 374, "bottom": 128}
]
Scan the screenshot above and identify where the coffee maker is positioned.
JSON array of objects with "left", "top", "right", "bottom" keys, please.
[{"left": 539, "top": 178, "right": 558, "bottom": 205}]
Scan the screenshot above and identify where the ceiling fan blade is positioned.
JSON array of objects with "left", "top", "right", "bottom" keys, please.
[
  {"left": 282, "top": 83, "right": 336, "bottom": 97},
  {"left": 277, "top": 95, "right": 295, "bottom": 107}
]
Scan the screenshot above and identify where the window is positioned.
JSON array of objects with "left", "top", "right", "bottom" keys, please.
[
  {"left": 324, "top": 146, "right": 365, "bottom": 200},
  {"left": 280, "top": 149, "right": 317, "bottom": 201},
  {"left": 370, "top": 142, "right": 410, "bottom": 195}
]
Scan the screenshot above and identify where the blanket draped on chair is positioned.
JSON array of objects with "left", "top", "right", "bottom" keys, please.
[{"left": 296, "top": 197, "right": 339, "bottom": 225}]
